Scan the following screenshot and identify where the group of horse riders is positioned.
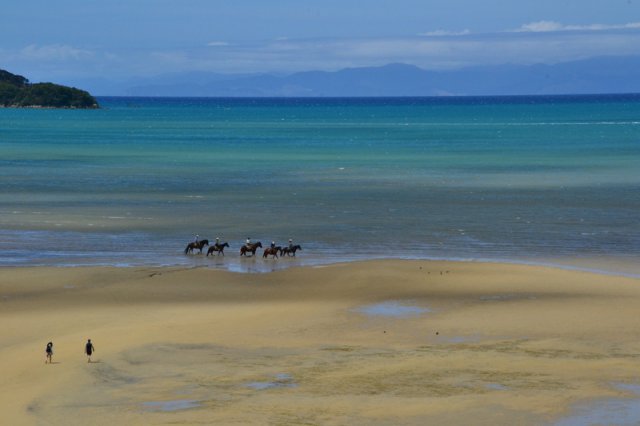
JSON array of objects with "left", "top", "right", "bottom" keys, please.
[{"left": 188, "top": 235, "right": 300, "bottom": 258}]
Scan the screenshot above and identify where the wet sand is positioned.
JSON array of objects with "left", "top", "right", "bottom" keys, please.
[{"left": 1, "top": 260, "right": 640, "bottom": 425}]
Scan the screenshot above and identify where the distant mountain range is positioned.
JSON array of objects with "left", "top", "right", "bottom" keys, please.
[{"left": 77, "top": 56, "right": 640, "bottom": 97}]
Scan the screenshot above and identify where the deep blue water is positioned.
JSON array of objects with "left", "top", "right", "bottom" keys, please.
[{"left": 1, "top": 95, "right": 639, "bottom": 273}]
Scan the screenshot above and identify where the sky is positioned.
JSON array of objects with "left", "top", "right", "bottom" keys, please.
[{"left": 2, "top": 0, "right": 640, "bottom": 84}]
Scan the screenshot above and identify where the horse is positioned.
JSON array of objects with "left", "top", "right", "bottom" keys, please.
[
  {"left": 280, "top": 244, "right": 301, "bottom": 257},
  {"left": 263, "top": 246, "right": 281, "bottom": 259},
  {"left": 207, "top": 242, "right": 230, "bottom": 256},
  {"left": 240, "top": 241, "right": 262, "bottom": 257},
  {"left": 184, "top": 239, "right": 209, "bottom": 255}
]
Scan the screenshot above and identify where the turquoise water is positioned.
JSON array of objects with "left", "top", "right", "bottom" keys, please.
[{"left": 1, "top": 96, "right": 639, "bottom": 272}]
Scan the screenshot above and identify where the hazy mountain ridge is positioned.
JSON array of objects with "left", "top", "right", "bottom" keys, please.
[{"left": 79, "top": 56, "right": 640, "bottom": 97}]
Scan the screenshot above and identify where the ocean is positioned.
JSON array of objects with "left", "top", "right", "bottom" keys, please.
[{"left": 1, "top": 95, "right": 639, "bottom": 274}]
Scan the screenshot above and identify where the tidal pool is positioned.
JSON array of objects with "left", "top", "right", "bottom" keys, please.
[
  {"left": 143, "top": 399, "right": 200, "bottom": 412},
  {"left": 246, "top": 373, "right": 297, "bottom": 390},
  {"left": 554, "top": 383, "right": 640, "bottom": 426},
  {"left": 356, "top": 301, "right": 430, "bottom": 318}
]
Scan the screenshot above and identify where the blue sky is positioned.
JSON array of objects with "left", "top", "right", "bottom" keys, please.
[{"left": 2, "top": 0, "right": 640, "bottom": 83}]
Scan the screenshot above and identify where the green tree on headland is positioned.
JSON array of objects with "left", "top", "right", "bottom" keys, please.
[
  {"left": 0, "top": 69, "right": 28, "bottom": 87},
  {"left": 0, "top": 69, "right": 98, "bottom": 108}
]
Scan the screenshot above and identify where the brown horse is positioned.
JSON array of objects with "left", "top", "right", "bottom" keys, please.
[
  {"left": 240, "top": 241, "right": 262, "bottom": 256},
  {"left": 184, "top": 239, "right": 209, "bottom": 254},
  {"left": 263, "top": 246, "right": 281, "bottom": 259},
  {"left": 280, "top": 244, "right": 301, "bottom": 257},
  {"left": 207, "top": 242, "right": 229, "bottom": 256}
]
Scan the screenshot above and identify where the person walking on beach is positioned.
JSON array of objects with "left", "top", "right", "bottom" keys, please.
[
  {"left": 45, "top": 341, "right": 53, "bottom": 364},
  {"left": 85, "top": 339, "right": 95, "bottom": 363}
]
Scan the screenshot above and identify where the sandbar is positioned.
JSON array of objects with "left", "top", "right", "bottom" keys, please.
[{"left": 1, "top": 260, "right": 640, "bottom": 425}]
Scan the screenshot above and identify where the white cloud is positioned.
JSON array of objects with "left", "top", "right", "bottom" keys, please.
[
  {"left": 207, "top": 41, "right": 229, "bottom": 47},
  {"left": 419, "top": 29, "right": 471, "bottom": 37},
  {"left": 20, "top": 44, "right": 93, "bottom": 61},
  {"left": 515, "top": 20, "right": 640, "bottom": 33},
  {"left": 516, "top": 21, "right": 564, "bottom": 32}
]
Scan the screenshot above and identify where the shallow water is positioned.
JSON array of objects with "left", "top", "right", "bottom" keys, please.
[
  {"left": 554, "top": 383, "right": 640, "bottom": 426},
  {"left": 143, "top": 399, "right": 200, "bottom": 412},
  {"left": 485, "top": 383, "right": 509, "bottom": 391},
  {"left": 246, "top": 373, "right": 297, "bottom": 390},
  {"left": 2, "top": 95, "right": 639, "bottom": 272},
  {"left": 356, "top": 301, "right": 430, "bottom": 318}
]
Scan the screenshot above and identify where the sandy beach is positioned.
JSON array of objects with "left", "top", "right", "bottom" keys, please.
[{"left": 1, "top": 260, "right": 640, "bottom": 425}]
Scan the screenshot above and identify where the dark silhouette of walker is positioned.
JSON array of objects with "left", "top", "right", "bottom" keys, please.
[
  {"left": 85, "top": 339, "right": 95, "bottom": 363},
  {"left": 45, "top": 341, "right": 53, "bottom": 364}
]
